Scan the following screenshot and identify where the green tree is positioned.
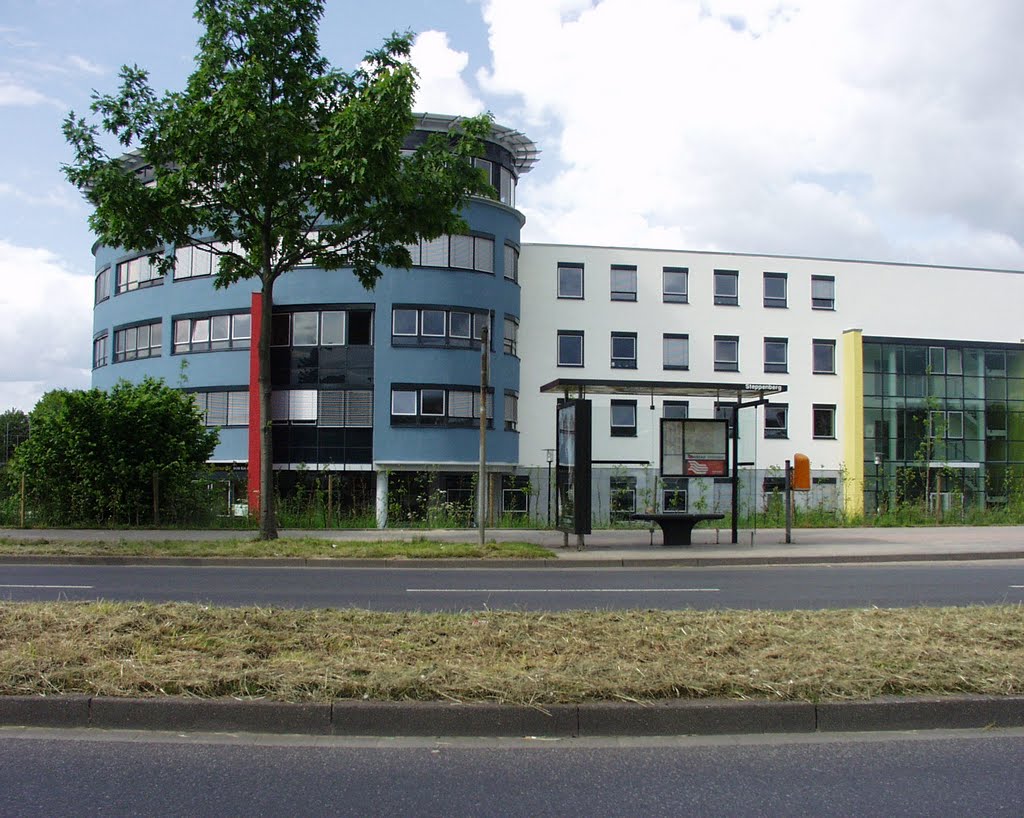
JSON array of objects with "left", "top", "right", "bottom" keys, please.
[
  {"left": 10, "top": 379, "right": 218, "bottom": 526},
  {"left": 0, "top": 408, "right": 30, "bottom": 464},
  {"left": 61, "top": 0, "right": 493, "bottom": 539}
]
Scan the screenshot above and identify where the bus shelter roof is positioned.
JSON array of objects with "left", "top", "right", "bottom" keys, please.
[{"left": 539, "top": 378, "right": 787, "bottom": 402}]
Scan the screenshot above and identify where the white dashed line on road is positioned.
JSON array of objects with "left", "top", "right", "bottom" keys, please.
[
  {"left": 0, "top": 584, "right": 94, "bottom": 589},
  {"left": 407, "top": 588, "right": 720, "bottom": 593}
]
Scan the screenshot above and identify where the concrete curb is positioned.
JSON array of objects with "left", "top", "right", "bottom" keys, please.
[
  {"left": 2, "top": 695, "right": 1023, "bottom": 737},
  {"left": 1, "top": 549, "right": 1023, "bottom": 569}
]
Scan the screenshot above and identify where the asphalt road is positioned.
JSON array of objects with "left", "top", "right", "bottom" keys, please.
[
  {"left": 1, "top": 727, "right": 1023, "bottom": 817},
  {"left": 2, "top": 561, "right": 1024, "bottom": 609}
]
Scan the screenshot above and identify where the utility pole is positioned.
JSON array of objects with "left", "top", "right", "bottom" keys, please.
[{"left": 478, "top": 322, "right": 489, "bottom": 545}]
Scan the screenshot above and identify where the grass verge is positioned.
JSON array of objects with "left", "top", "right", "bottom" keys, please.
[
  {"left": 1, "top": 602, "right": 1020, "bottom": 704},
  {"left": 0, "top": 537, "right": 553, "bottom": 560}
]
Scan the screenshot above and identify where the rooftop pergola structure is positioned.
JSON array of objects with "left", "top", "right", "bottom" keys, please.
[{"left": 539, "top": 378, "right": 788, "bottom": 544}]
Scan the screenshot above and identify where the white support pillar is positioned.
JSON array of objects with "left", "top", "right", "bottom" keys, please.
[{"left": 375, "top": 470, "right": 388, "bottom": 529}]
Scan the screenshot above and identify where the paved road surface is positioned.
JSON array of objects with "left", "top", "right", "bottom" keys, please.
[
  {"left": 1, "top": 727, "right": 1022, "bottom": 817},
  {"left": 2, "top": 561, "right": 1024, "bottom": 609}
]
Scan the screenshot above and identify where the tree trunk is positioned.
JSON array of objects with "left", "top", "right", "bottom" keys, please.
[{"left": 258, "top": 273, "right": 278, "bottom": 540}]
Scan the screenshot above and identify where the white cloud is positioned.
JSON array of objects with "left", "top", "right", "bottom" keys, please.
[
  {"left": 0, "top": 182, "right": 83, "bottom": 212},
  {"left": 67, "top": 54, "right": 104, "bottom": 76},
  {"left": 0, "top": 240, "right": 91, "bottom": 411},
  {"left": 0, "top": 75, "right": 60, "bottom": 107},
  {"left": 476, "top": 0, "right": 1024, "bottom": 268},
  {"left": 410, "top": 30, "right": 484, "bottom": 116}
]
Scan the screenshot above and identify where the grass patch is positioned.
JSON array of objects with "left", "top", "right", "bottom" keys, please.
[
  {"left": 1, "top": 602, "right": 1020, "bottom": 704},
  {"left": 0, "top": 537, "right": 553, "bottom": 560}
]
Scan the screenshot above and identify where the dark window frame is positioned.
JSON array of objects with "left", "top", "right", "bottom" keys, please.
[
  {"left": 813, "top": 404, "right": 837, "bottom": 439},
  {"left": 663, "top": 333, "right": 690, "bottom": 371},
  {"left": 764, "top": 403, "right": 789, "bottom": 439},
  {"left": 714, "top": 269, "right": 739, "bottom": 306},
  {"left": 610, "top": 331, "right": 638, "bottom": 369},
  {"left": 662, "top": 266, "right": 688, "bottom": 304},
  {"left": 714, "top": 335, "right": 739, "bottom": 372},
  {"left": 764, "top": 336, "right": 789, "bottom": 374},
  {"left": 813, "top": 339, "right": 837, "bottom": 374},
  {"left": 557, "top": 330, "right": 585, "bottom": 367},
  {"left": 557, "top": 263, "right": 585, "bottom": 299},
  {"left": 610, "top": 264, "right": 638, "bottom": 302},
  {"left": 763, "top": 272, "right": 788, "bottom": 308},
  {"left": 812, "top": 275, "right": 836, "bottom": 310},
  {"left": 610, "top": 399, "right": 638, "bottom": 437}
]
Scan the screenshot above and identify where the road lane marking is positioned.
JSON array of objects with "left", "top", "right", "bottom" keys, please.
[
  {"left": 1011, "top": 585, "right": 1024, "bottom": 589},
  {"left": 407, "top": 588, "right": 720, "bottom": 593},
  {"left": 0, "top": 584, "right": 94, "bottom": 589}
]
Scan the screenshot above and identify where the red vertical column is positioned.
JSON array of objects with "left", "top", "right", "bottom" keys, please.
[{"left": 247, "top": 291, "right": 263, "bottom": 512}]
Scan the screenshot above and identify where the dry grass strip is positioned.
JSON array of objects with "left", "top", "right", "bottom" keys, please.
[
  {"left": 0, "top": 537, "right": 553, "bottom": 560},
  {"left": 1, "top": 602, "right": 1021, "bottom": 704}
]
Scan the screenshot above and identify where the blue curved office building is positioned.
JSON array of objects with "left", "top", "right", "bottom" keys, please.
[{"left": 91, "top": 115, "right": 537, "bottom": 523}]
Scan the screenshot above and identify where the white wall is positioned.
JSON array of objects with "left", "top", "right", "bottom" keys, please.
[{"left": 516, "top": 243, "right": 1024, "bottom": 473}]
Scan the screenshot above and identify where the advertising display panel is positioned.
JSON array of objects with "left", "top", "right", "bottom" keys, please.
[
  {"left": 556, "top": 399, "right": 592, "bottom": 534},
  {"left": 661, "top": 418, "right": 729, "bottom": 478}
]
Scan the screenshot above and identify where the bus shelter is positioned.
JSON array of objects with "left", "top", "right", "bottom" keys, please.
[{"left": 540, "top": 378, "right": 787, "bottom": 545}]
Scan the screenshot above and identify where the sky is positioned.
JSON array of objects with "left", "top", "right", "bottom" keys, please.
[{"left": 3, "top": 0, "right": 1024, "bottom": 411}]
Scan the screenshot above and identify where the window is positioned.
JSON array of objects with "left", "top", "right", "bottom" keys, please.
[
  {"left": 421, "top": 310, "right": 446, "bottom": 338},
  {"left": 391, "top": 389, "right": 417, "bottom": 416},
  {"left": 115, "top": 254, "right": 162, "bottom": 293},
  {"left": 391, "top": 385, "right": 493, "bottom": 427},
  {"left": 173, "top": 313, "right": 250, "bottom": 354},
  {"left": 764, "top": 337, "right": 788, "bottom": 374},
  {"left": 811, "top": 275, "right": 835, "bottom": 310},
  {"left": 504, "top": 243, "right": 519, "bottom": 282},
  {"left": 610, "top": 476, "right": 637, "bottom": 519},
  {"left": 662, "top": 267, "right": 688, "bottom": 303},
  {"left": 714, "top": 335, "right": 739, "bottom": 371},
  {"left": 663, "top": 400, "right": 689, "bottom": 419},
  {"left": 557, "top": 330, "right": 584, "bottom": 367},
  {"left": 503, "top": 316, "right": 519, "bottom": 356},
  {"left": 95, "top": 267, "right": 111, "bottom": 305},
  {"left": 611, "top": 332, "right": 637, "bottom": 369},
  {"left": 663, "top": 334, "right": 689, "bottom": 370},
  {"left": 610, "top": 400, "right": 637, "bottom": 437},
  {"left": 391, "top": 306, "right": 488, "bottom": 348},
  {"left": 928, "top": 346, "right": 946, "bottom": 374},
  {"left": 291, "top": 312, "right": 318, "bottom": 346},
  {"left": 763, "top": 272, "right": 787, "bottom": 308},
  {"left": 499, "top": 166, "right": 515, "bottom": 207},
  {"left": 764, "top": 403, "right": 788, "bottom": 439},
  {"left": 320, "top": 311, "right": 345, "bottom": 345},
  {"left": 557, "top": 263, "right": 584, "bottom": 299},
  {"left": 113, "top": 320, "right": 162, "bottom": 362},
  {"left": 715, "top": 403, "right": 738, "bottom": 438},
  {"left": 504, "top": 391, "right": 518, "bottom": 431},
  {"left": 813, "top": 404, "right": 836, "bottom": 438},
  {"left": 191, "top": 391, "right": 249, "bottom": 427},
  {"left": 271, "top": 390, "right": 317, "bottom": 423},
  {"left": 813, "top": 339, "right": 836, "bottom": 374},
  {"left": 420, "top": 389, "right": 445, "bottom": 417},
  {"left": 403, "top": 234, "right": 496, "bottom": 272},
  {"left": 318, "top": 390, "right": 373, "bottom": 427},
  {"left": 92, "top": 333, "right": 108, "bottom": 369},
  {"left": 172, "top": 241, "right": 242, "bottom": 280},
  {"left": 393, "top": 309, "right": 418, "bottom": 336},
  {"left": 610, "top": 264, "right": 637, "bottom": 301},
  {"left": 662, "top": 478, "right": 687, "bottom": 512},
  {"left": 714, "top": 269, "right": 739, "bottom": 305}
]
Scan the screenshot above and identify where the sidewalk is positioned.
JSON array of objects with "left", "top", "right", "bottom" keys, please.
[{"left": 2, "top": 525, "right": 1023, "bottom": 567}]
